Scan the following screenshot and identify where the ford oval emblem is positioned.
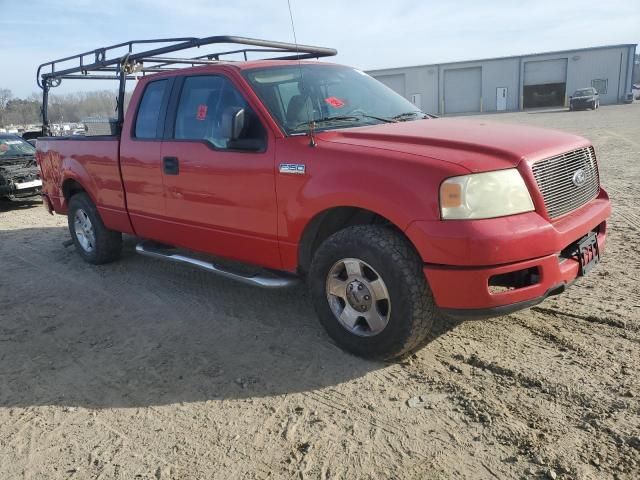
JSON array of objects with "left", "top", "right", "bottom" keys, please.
[{"left": 572, "top": 169, "right": 587, "bottom": 187}]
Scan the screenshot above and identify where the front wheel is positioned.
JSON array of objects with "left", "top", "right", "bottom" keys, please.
[
  {"left": 308, "top": 225, "right": 437, "bottom": 360},
  {"left": 68, "top": 192, "right": 122, "bottom": 264}
]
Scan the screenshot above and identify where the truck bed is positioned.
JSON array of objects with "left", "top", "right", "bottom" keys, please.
[{"left": 37, "top": 136, "right": 134, "bottom": 234}]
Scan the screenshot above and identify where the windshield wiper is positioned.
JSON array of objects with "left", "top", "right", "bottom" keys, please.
[
  {"left": 391, "top": 111, "right": 429, "bottom": 121},
  {"left": 353, "top": 113, "right": 397, "bottom": 123},
  {"left": 294, "top": 115, "right": 361, "bottom": 130}
]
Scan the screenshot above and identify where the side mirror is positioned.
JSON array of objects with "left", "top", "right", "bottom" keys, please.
[{"left": 221, "top": 106, "right": 245, "bottom": 141}]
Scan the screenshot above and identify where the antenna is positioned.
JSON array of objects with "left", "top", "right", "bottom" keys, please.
[{"left": 286, "top": 0, "right": 316, "bottom": 147}]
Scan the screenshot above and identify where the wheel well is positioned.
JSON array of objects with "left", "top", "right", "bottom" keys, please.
[
  {"left": 298, "top": 207, "right": 413, "bottom": 275},
  {"left": 62, "top": 179, "right": 86, "bottom": 201}
]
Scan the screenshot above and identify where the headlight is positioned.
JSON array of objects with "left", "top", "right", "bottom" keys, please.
[{"left": 440, "top": 169, "right": 534, "bottom": 220}]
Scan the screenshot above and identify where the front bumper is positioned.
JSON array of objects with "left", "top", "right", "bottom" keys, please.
[
  {"left": 570, "top": 99, "right": 594, "bottom": 109},
  {"left": 0, "top": 179, "right": 42, "bottom": 197},
  {"left": 405, "top": 189, "right": 611, "bottom": 317}
]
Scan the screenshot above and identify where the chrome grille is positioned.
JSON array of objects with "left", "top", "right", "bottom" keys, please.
[{"left": 531, "top": 146, "right": 600, "bottom": 219}]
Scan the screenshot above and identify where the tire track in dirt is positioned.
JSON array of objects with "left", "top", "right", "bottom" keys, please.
[
  {"left": 615, "top": 212, "right": 640, "bottom": 239},
  {"left": 530, "top": 306, "right": 633, "bottom": 330},
  {"left": 510, "top": 317, "right": 586, "bottom": 354},
  {"left": 304, "top": 389, "right": 404, "bottom": 436},
  {"left": 457, "top": 353, "right": 605, "bottom": 411}
]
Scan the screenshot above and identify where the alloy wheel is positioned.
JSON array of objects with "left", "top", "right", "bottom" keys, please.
[
  {"left": 74, "top": 208, "right": 95, "bottom": 253},
  {"left": 325, "top": 258, "right": 391, "bottom": 337}
]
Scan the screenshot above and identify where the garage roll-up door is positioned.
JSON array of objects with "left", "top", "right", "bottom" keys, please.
[
  {"left": 443, "top": 67, "right": 482, "bottom": 114},
  {"left": 523, "top": 59, "right": 567, "bottom": 85},
  {"left": 376, "top": 74, "right": 406, "bottom": 97}
]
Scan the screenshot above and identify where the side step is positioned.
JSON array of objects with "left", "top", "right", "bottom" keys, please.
[{"left": 135, "top": 242, "right": 299, "bottom": 289}]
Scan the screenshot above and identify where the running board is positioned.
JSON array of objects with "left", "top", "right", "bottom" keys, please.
[{"left": 135, "top": 242, "right": 299, "bottom": 289}]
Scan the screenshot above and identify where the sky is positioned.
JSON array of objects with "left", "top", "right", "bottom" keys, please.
[{"left": 0, "top": 0, "right": 638, "bottom": 97}]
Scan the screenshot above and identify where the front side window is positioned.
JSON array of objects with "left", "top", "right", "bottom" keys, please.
[
  {"left": 174, "top": 75, "right": 266, "bottom": 150},
  {"left": 134, "top": 79, "right": 168, "bottom": 139},
  {"left": 244, "top": 64, "right": 427, "bottom": 134}
]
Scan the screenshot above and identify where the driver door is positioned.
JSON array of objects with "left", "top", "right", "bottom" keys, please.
[{"left": 159, "top": 74, "right": 281, "bottom": 270}]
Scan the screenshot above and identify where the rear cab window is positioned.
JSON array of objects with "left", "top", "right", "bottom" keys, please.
[{"left": 134, "top": 79, "right": 169, "bottom": 139}]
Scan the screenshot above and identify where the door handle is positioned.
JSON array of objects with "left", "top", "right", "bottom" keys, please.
[{"left": 163, "top": 156, "right": 179, "bottom": 175}]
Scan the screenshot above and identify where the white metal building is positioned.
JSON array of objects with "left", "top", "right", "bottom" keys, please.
[{"left": 367, "top": 44, "right": 637, "bottom": 114}]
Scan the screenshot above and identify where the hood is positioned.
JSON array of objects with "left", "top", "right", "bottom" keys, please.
[
  {"left": 0, "top": 154, "right": 37, "bottom": 167},
  {"left": 0, "top": 155, "right": 39, "bottom": 181},
  {"left": 318, "top": 118, "right": 591, "bottom": 172}
]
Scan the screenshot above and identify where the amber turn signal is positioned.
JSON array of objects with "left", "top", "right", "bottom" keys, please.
[{"left": 440, "top": 182, "right": 462, "bottom": 208}]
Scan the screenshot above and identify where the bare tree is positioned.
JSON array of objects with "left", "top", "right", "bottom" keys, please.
[
  {"left": 0, "top": 88, "right": 123, "bottom": 127},
  {"left": 0, "top": 88, "right": 13, "bottom": 126}
]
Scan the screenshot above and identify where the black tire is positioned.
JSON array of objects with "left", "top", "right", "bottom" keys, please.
[
  {"left": 308, "top": 225, "right": 436, "bottom": 360},
  {"left": 67, "top": 192, "right": 122, "bottom": 265}
]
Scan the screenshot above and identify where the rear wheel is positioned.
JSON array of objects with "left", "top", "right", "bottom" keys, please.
[
  {"left": 308, "top": 225, "right": 436, "bottom": 360},
  {"left": 68, "top": 192, "right": 122, "bottom": 264}
]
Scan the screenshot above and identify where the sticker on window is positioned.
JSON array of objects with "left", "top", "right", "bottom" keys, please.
[
  {"left": 325, "top": 97, "right": 345, "bottom": 108},
  {"left": 196, "top": 104, "right": 208, "bottom": 120}
]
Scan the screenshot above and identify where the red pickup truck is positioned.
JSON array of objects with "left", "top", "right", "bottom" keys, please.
[{"left": 36, "top": 37, "right": 610, "bottom": 359}]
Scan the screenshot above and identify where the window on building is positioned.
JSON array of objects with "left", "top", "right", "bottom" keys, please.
[
  {"left": 591, "top": 79, "right": 608, "bottom": 94},
  {"left": 134, "top": 80, "right": 168, "bottom": 139}
]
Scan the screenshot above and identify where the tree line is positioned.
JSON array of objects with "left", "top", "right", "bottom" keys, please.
[{"left": 0, "top": 88, "right": 120, "bottom": 128}]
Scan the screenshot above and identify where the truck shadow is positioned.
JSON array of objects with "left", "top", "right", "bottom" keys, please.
[
  {"left": 0, "top": 197, "right": 42, "bottom": 212},
  {"left": 0, "top": 226, "right": 463, "bottom": 410}
]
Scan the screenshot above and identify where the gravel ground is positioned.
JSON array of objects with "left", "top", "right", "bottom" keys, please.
[{"left": 1, "top": 104, "right": 639, "bottom": 480}]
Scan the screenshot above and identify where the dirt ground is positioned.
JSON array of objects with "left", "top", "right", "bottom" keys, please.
[{"left": 1, "top": 104, "right": 639, "bottom": 480}]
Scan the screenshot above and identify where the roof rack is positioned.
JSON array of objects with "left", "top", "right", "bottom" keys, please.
[{"left": 37, "top": 35, "right": 337, "bottom": 135}]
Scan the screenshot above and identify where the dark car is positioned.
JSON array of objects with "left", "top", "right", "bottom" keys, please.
[
  {"left": 0, "top": 134, "right": 42, "bottom": 199},
  {"left": 569, "top": 87, "right": 600, "bottom": 111}
]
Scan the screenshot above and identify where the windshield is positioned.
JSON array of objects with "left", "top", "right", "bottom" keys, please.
[
  {"left": 244, "top": 64, "right": 426, "bottom": 134},
  {"left": 0, "top": 136, "right": 36, "bottom": 157},
  {"left": 574, "top": 88, "right": 593, "bottom": 96}
]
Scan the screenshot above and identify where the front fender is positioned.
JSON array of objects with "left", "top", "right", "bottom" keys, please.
[{"left": 275, "top": 136, "right": 469, "bottom": 270}]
